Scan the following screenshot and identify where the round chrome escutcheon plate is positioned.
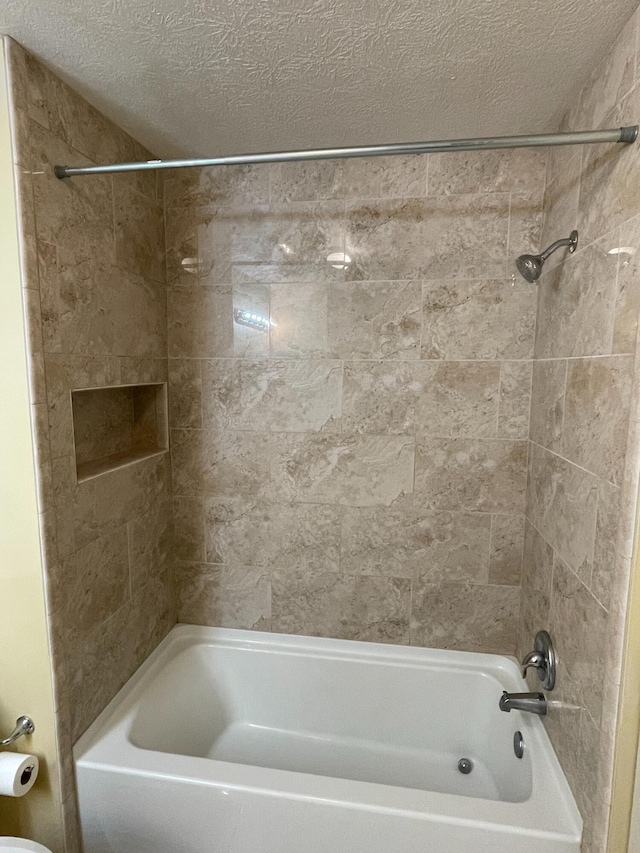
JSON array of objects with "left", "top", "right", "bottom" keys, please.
[{"left": 514, "top": 731, "right": 525, "bottom": 759}]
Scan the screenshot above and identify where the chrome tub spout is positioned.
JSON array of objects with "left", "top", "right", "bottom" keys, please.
[{"left": 499, "top": 691, "right": 547, "bottom": 716}]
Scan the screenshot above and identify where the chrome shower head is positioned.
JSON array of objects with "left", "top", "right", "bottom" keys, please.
[
  {"left": 516, "top": 254, "right": 544, "bottom": 283},
  {"left": 516, "top": 230, "right": 578, "bottom": 283}
]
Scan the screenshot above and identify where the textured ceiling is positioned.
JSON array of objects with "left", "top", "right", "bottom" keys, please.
[{"left": 2, "top": 0, "right": 638, "bottom": 159}]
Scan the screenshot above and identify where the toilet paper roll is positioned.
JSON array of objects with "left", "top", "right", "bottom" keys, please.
[{"left": 0, "top": 752, "right": 39, "bottom": 797}]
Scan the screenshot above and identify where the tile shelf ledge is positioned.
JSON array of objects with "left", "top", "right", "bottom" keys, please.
[{"left": 76, "top": 448, "right": 168, "bottom": 483}]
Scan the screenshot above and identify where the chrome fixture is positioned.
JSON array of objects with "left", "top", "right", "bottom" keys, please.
[
  {"left": 516, "top": 231, "right": 578, "bottom": 282},
  {"left": 0, "top": 716, "right": 35, "bottom": 746},
  {"left": 521, "top": 630, "right": 556, "bottom": 690},
  {"left": 513, "top": 731, "right": 525, "bottom": 759},
  {"left": 499, "top": 691, "right": 547, "bottom": 716},
  {"left": 457, "top": 758, "right": 474, "bottom": 774},
  {"left": 53, "top": 127, "right": 638, "bottom": 179}
]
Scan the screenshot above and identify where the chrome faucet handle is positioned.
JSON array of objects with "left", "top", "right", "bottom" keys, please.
[
  {"left": 0, "top": 716, "right": 35, "bottom": 746},
  {"left": 520, "top": 631, "right": 556, "bottom": 691},
  {"left": 521, "top": 650, "right": 546, "bottom": 675}
]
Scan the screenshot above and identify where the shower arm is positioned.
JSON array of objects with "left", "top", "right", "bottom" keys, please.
[{"left": 539, "top": 235, "right": 576, "bottom": 261}]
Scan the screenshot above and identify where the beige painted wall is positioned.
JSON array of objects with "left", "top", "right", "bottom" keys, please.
[{"left": 0, "top": 39, "right": 63, "bottom": 851}]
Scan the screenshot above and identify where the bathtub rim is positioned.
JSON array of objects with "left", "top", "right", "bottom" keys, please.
[{"left": 74, "top": 624, "right": 583, "bottom": 845}]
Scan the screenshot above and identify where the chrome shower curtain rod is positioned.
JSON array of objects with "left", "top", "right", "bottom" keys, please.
[{"left": 54, "top": 125, "right": 639, "bottom": 179}]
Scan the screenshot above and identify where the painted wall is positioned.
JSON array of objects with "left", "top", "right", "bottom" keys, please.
[
  {"left": 519, "top": 6, "right": 640, "bottom": 851},
  {"left": 0, "top": 38, "right": 62, "bottom": 851},
  {"left": 165, "top": 150, "right": 546, "bottom": 651},
  {"left": 4, "top": 38, "right": 176, "bottom": 850}
]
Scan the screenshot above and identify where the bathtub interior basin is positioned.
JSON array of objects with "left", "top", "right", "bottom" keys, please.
[{"left": 128, "top": 637, "right": 530, "bottom": 802}]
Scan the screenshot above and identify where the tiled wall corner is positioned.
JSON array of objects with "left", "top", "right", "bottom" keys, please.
[{"left": 520, "top": 5, "right": 640, "bottom": 850}]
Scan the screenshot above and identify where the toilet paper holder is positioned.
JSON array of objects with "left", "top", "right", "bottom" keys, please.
[{"left": 0, "top": 716, "right": 35, "bottom": 746}]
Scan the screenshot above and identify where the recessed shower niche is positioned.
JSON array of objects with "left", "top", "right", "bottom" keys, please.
[{"left": 71, "top": 383, "right": 168, "bottom": 482}]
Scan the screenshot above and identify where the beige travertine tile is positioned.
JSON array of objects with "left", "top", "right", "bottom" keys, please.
[
  {"left": 327, "top": 280, "right": 422, "bottom": 359},
  {"left": 410, "top": 581, "right": 519, "bottom": 654},
  {"left": 68, "top": 570, "right": 174, "bottom": 742},
  {"left": 173, "top": 496, "right": 205, "bottom": 562},
  {"left": 120, "top": 356, "right": 168, "bottom": 385},
  {"left": 378, "top": 154, "right": 428, "bottom": 198},
  {"left": 170, "top": 429, "right": 204, "bottom": 495},
  {"left": 30, "top": 121, "right": 114, "bottom": 268},
  {"left": 340, "top": 507, "right": 491, "bottom": 580},
  {"left": 127, "top": 497, "right": 173, "bottom": 592},
  {"left": 61, "top": 793, "right": 82, "bottom": 853},
  {"left": 164, "top": 164, "right": 269, "bottom": 208},
  {"left": 176, "top": 563, "right": 271, "bottom": 630},
  {"left": 59, "top": 266, "right": 167, "bottom": 358},
  {"left": 169, "top": 358, "right": 203, "bottom": 428},
  {"left": 507, "top": 190, "right": 544, "bottom": 272},
  {"left": 342, "top": 360, "right": 500, "bottom": 436},
  {"left": 346, "top": 195, "right": 509, "bottom": 281},
  {"left": 592, "top": 480, "right": 622, "bottom": 610},
  {"left": 168, "top": 283, "right": 270, "bottom": 358},
  {"left": 165, "top": 205, "right": 199, "bottom": 286},
  {"left": 271, "top": 432, "right": 414, "bottom": 507},
  {"left": 13, "top": 165, "right": 38, "bottom": 287},
  {"left": 421, "top": 279, "right": 536, "bottom": 360},
  {"left": 5, "top": 39, "right": 30, "bottom": 166},
  {"left": 38, "top": 239, "right": 61, "bottom": 352},
  {"left": 562, "top": 356, "right": 633, "bottom": 484},
  {"left": 542, "top": 666, "right": 585, "bottom": 810},
  {"left": 270, "top": 280, "right": 422, "bottom": 360},
  {"left": 527, "top": 442, "right": 598, "bottom": 583},
  {"left": 613, "top": 213, "right": 640, "bottom": 353},
  {"left": 489, "top": 514, "right": 525, "bottom": 585},
  {"left": 497, "top": 361, "right": 532, "bottom": 439},
  {"left": 520, "top": 520, "right": 554, "bottom": 618},
  {"left": 201, "top": 359, "right": 343, "bottom": 433},
  {"left": 198, "top": 200, "right": 346, "bottom": 285},
  {"left": 529, "top": 359, "right": 567, "bottom": 451},
  {"left": 269, "top": 159, "right": 380, "bottom": 202},
  {"left": 535, "top": 235, "right": 619, "bottom": 358},
  {"left": 53, "top": 526, "right": 130, "bottom": 644},
  {"left": 269, "top": 280, "right": 329, "bottom": 357},
  {"left": 415, "top": 438, "right": 527, "bottom": 512},
  {"left": 171, "top": 428, "right": 272, "bottom": 499},
  {"left": 114, "top": 177, "right": 165, "bottom": 284},
  {"left": 540, "top": 152, "right": 582, "bottom": 272},
  {"left": 550, "top": 555, "right": 608, "bottom": 728},
  {"left": 73, "top": 452, "right": 169, "bottom": 549},
  {"left": 577, "top": 84, "right": 640, "bottom": 247},
  {"left": 428, "top": 148, "right": 546, "bottom": 196},
  {"left": 202, "top": 429, "right": 271, "bottom": 499},
  {"left": 205, "top": 498, "right": 340, "bottom": 570},
  {"left": 271, "top": 571, "right": 411, "bottom": 643},
  {"left": 50, "top": 455, "right": 76, "bottom": 560}
]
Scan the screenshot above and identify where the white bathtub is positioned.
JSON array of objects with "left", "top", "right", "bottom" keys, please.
[{"left": 75, "top": 625, "right": 582, "bottom": 853}]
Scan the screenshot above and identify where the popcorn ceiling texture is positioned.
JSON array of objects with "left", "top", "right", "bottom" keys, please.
[{"left": 1, "top": 0, "right": 639, "bottom": 159}]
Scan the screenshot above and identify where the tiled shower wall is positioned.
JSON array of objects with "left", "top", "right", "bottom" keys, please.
[
  {"left": 166, "top": 150, "right": 546, "bottom": 651},
  {"left": 5, "top": 39, "right": 175, "bottom": 850},
  {"left": 519, "top": 6, "right": 640, "bottom": 851}
]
